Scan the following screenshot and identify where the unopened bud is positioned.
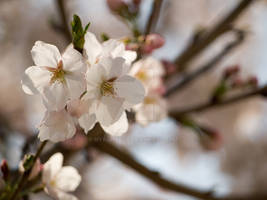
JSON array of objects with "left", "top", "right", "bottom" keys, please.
[
  {"left": 200, "top": 127, "right": 223, "bottom": 151},
  {"left": 1, "top": 160, "right": 9, "bottom": 182},
  {"left": 248, "top": 76, "right": 258, "bottom": 87},
  {"left": 223, "top": 65, "right": 240, "bottom": 79},
  {"left": 126, "top": 43, "right": 139, "bottom": 51},
  {"left": 145, "top": 33, "right": 165, "bottom": 49},
  {"left": 107, "top": 0, "right": 127, "bottom": 12},
  {"left": 19, "top": 155, "right": 41, "bottom": 180},
  {"left": 161, "top": 60, "right": 176, "bottom": 74},
  {"left": 62, "top": 130, "right": 87, "bottom": 150}
]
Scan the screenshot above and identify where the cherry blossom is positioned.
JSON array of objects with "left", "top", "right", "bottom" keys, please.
[
  {"left": 84, "top": 32, "right": 137, "bottom": 66},
  {"left": 134, "top": 91, "right": 167, "bottom": 126},
  {"left": 38, "top": 109, "right": 76, "bottom": 143},
  {"left": 22, "top": 41, "right": 87, "bottom": 111},
  {"left": 42, "top": 153, "right": 81, "bottom": 200},
  {"left": 79, "top": 56, "right": 145, "bottom": 135}
]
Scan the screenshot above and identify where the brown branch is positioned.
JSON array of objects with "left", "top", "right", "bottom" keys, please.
[
  {"left": 144, "top": 0, "right": 163, "bottom": 35},
  {"left": 91, "top": 136, "right": 267, "bottom": 200},
  {"left": 165, "top": 30, "right": 245, "bottom": 97},
  {"left": 169, "top": 85, "right": 267, "bottom": 119},
  {"left": 56, "top": 0, "right": 72, "bottom": 42},
  {"left": 174, "top": 0, "right": 255, "bottom": 71}
]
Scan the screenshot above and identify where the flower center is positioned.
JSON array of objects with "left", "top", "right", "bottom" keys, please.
[
  {"left": 144, "top": 97, "right": 156, "bottom": 104},
  {"left": 100, "top": 80, "right": 115, "bottom": 96},
  {"left": 136, "top": 70, "right": 148, "bottom": 82},
  {"left": 47, "top": 60, "right": 66, "bottom": 84}
]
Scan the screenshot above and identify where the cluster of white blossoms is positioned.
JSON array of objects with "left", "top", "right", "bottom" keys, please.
[
  {"left": 22, "top": 32, "right": 145, "bottom": 142},
  {"left": 130, "top": 57, "right": 167, "bottom": 125}
]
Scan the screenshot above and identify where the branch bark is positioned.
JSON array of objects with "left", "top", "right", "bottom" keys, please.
[
  {"left": 165, "top": 30, "right": 245, "bottom": 97},
  {"left": 144, "top": 0, "right": 163, "bottom": 35},
  {"left": 169, "top": 85, "right": 267, "bottom": 118},
  {"left": 174, "top": 0, "right": 255, "bottom": 71}
]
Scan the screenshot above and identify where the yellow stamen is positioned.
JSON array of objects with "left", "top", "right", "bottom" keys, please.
[
  {"left": 144, "top": 97, "right": 156, "bottom": 104},
  {"left": 100, "top": 81, "right": 114, "bottom": 96},
  {"left": 47, "top": 60, "right": 66, "bottom": 84},
  {"left": 136, "top": 70, "right": 148, "bottom": 82}
]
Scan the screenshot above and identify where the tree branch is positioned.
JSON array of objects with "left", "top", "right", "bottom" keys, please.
[
  {"left": 92, "top": 136, "right": 267, "bottom": 200},
  {"left": 165, "top": 29, "right": 245, "bottom": 97},
  {"left": 56, "top": 0, "right": 72, "bottom": 42},
  {"left": 144, "top": 0, "right": 163, "bottom": 35},
  {"left": 174, "top": 0, "right": 255, "bottom": 71},
  {"left": 169, "top": 85, "right": 267, "bottom": 118}
]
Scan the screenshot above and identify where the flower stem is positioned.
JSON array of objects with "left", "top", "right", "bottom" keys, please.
[{"left": 9, "top": 140, "right": 47, "bottom": 200}]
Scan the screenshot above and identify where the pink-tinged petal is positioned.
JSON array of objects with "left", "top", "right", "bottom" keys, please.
[
  {"left": 55, "top": 166, "right": 81, "bottom": 192},
  {"left": 43, "top": 152, "right": 63, "bottom": 185},
  {"left": 95, "top": 96, "right": 124, "bottom": 126},
  {"left": 115, "top": 75, "right": 145, "bottom": 105},
  {"left": 31, "top": 41, "right": 61, "bottom": 67},
  {"left": 38, "top": 110, "right": 76, "bottom": 142},
  {"left": 98, "top": 57, "right": 125, "bottom": 79},
  {"left": 42, "top": 82, "right": 68, "bottom": 111},
  {"left": 101, "top": 111, "right": 128, "bottom": 136},
  {"left": 84, "top": 32, "right": 102, "bottom": 65},
  {"left": 21, "top": 66, "right": 51, "bottom": 95},
  {"left": 78, "top": 113, "right": 96, "bottom": 133}
]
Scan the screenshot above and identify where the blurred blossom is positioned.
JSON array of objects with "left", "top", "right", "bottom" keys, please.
[
  {"left": 141, "top": 33, "right": 165, "bottom": 54},
  {"left": 42, "top": 153, "right": 81, "bottom": 200}
]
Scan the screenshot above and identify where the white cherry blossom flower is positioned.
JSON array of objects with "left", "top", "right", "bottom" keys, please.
[
  {"left": 42, "top": 153, "right": 81, "bottom": 200},
  {"left": 80, "top": 56, "right": 145, "bottom": 135},
  {"left": 84, "top": 32, "right": 136, "bottom": 66},
  {"left": 134, "top": 91, "right": 167, "bottom": 126},
  {"left": 38, "top": 109, "right": 76, "bottom": 143},
  {"left": 130, "top": 56, "right": 165, "bottom": 91},
  {"left": 22, "top": 41, "right": 87, "bottom": 111}
]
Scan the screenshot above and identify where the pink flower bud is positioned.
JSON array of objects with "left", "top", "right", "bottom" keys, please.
[
  {"left": 107, "top": 0, "right": 127, "bottom": 11},
  {"left": 133, "top": 0, "right": 141, "bottom": 6},
  {"left": 1, "top": 160, "right": 9, "bottom": 182},
  {"left": 231, "top": 77, "right": 243, "bottom": 88},
  {"left": 145, "top": 33, "right": 165, "bottom": 49},
  {"left": 200, "top": 127, "right": 223, "bottom": 151},
  {"left": 125, "top": 43, "right": 139, "bottom": 51},
  {"left": 248, "top": 76, "right": 258, "bottom": 87},
  {"left": 161, "top": 60, "right": 176, "bottom": 74},
  {"left": 223, "top": 65, "right": 240, "bottom": 79},
  {"left": 62, "top": 130, "right": 87, "bottom": 150}
]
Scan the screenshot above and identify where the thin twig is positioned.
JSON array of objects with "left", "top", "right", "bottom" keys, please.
[
  {"left": 144, "top": 0, "right": 163, "bottom": 35},
  {"left": 9, "top": 141, "right": 47, "bottom": 200},
  {"left": 174, "top": 0, "right": 255, "bottom": 71},
  {"left": 169, "top": 85, "right": 267, "bottom": 118},
  {"left": 56, "top": 0, "right": 72, "bottom": 42},
  {"left": 165, "top": 30, "right": 245, "bottom": 97}
]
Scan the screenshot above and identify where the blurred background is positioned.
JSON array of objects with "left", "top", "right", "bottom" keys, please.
[{"left": 1, "top": 0, "right": 267, "bottom": 199}]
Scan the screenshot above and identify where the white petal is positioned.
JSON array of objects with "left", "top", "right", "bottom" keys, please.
[
  {"left": 78, "top": 113, "right": 96, "bottom": 133},
  {"left": 101, "top": 111, "right": 128, "bottom": 136},
  {"left": 31, "top": 41, "right": 61, "bottom": 67},
  {"left": 96, "top": 96, "right": 124, "bottom": 126},
  {"left": 38, "top": 110, "right": 76, "bottom": 142},
  {"left": 85, "top": 64, "right": 106, "bottom": 99},
  {"left": 55, "top": 166, "right": 81, "bottom": 192},
  {"left": 115, "top": 75, "right": 145, "bottom": 105},
  {"left": 44, "top": 186, "right": 78, "bottom": 200},
  {"left": 43, "top": 153, "right": 63, "bottom": 184},
  {"left": 21, "top": 66, "right": 51, "bottom": 95},
  {"left": 62, "top": 44, "right": 87, "bottom": 74},
  {"left": 84, "top": 32, "right": 102, "bottom": 65},
  {"left": 65, "top": 73, "right": 86, "bottom": 100},
  {"left": 98, "top": 57, "right": 125, "bottom": 79},
  {"left": 102, "top": 39, "right": 136, "bottom": 64},
  {"left": 42, "top": 82, "right": 68, "bottom": 111}
]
